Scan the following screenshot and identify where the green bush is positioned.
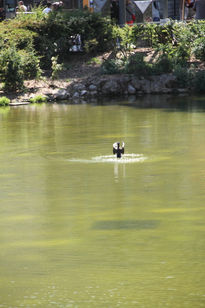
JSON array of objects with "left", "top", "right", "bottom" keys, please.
[
  {"left": 140, "top": 22, "right": 158, "bottom": 47},
  {"left": 128, "top": 24, "right": 145, "bottom": 47},
  {"left": 101, "top": 58, "right": 123, "bottom": 74},
  {"left": 19, "top": 49, "right": 42, "bottom": 79},
  {"left": 173, "top": 45, "right": 190, "bottom": 66},
  {"left": 173, "top": 65, "right": 193, "bottom": 88},
  {"left": 29, "top": 95, "right": 47, "bottom": 103},
  {"left": 152, "top": 54, "right": 173, "bottom": 74},
  {"left": 124, "top": 53, "right": 152, "bottom": 76},
  {"left": 51, "top": 55, "right": 63, "bottom": 79},
  {"left": 0, "top": 96, "right": 10, "bottom": 106},
  {"left": 24, "top": 9, "right": 113, "bottom": 64},
  {"left": 112, "top": 25, "right": 136, "bottom": 56},
  {"left": 16, "top": 5, "right": 46, "bottom": 23},
  {"left": 192, "top": 37, "right": 205, "bottom": 62},
  {"left": 153, "top": 23, "right": 173, "bottom": 46},
  {"left": 0, "top": 9, "right": 114, "bottom": 90},
  {"left": 0, "top": 47, "right": 24, "bottom": 91},
  {"left": 0, "top": 46, "right": 41, "bottom": 91},
  {"left": 87, "top": 57, "right": 102, "bottom": 65},
  {"left": 0, "top": 28, "right": 36, "bottom": 50},
  {"left": 0, "top": 9, "right": 113, "bottom": 70},
  {"left": 188, "top": 20, "right": 205, "bottom": 61}
]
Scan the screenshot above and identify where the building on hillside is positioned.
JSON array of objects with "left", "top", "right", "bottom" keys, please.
[
  {"left": 168, "top": 0, "right": 181, "bottom": 19},
  {"left": 159, "top": 0, "right": 195, "bottom": 20},
  {"left": 91, "top": 0, "right": 192, "bottom": 20},
  {"left": 0, "top": 0, "right": 197, "bottom": 21},
  {"left": 135, "top": 0, "right": 187, "bottom": 20}
]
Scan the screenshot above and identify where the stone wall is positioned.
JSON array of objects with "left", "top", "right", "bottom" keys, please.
[{"left": 39, "top": 73, "right": 188, "bottom": 103}]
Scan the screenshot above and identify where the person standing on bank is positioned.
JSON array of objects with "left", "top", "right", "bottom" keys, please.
[
  {"left": 126, "top": 0, "right": 136, "bottom": 25},
  {"left": 193, "top": 0, "right": 205, "bottom": 19},
  {"left": 18, "top": 1, "right": 27, "bottom": 12},
  {"left": 43, "top": 2, "right": 52, "bottom": 14}
]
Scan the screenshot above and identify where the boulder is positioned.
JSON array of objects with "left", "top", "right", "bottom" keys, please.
[
  {"left": 177, "top": 88, "right": 188, "bottom": 93},
  {"left": 80, "top": 90, "right": 88, "bottom": 96},
  {"left": 130, "top": 78, "right": 141, "bottom": 91},
  {"left": 128, "top": 84, "right": 136, "bottom": 94},
  {"left": 73, "top": 83, "right": 86, "bottom": 91},
  {"left": 101, "top": 80, "right": 121, "bottom": 95},
  {"left": 53, "top": 89, "right": 70, "bottom": 100},
  {"left": 72, "top": 92, "right": 80, "bottom": 98},
  {"left": 89, "top": 84, "right": 97, "bottom": 91},
  {"left": 141, "top": 79, "right": 151, "bottom": 93},
  {"left": 161, "top": 74, "right": 177, "bottom": 88}
]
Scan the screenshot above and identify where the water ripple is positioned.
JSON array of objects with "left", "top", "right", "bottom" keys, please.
[{"left": 68, "top": 154, "right": 147, "bottom": 164}]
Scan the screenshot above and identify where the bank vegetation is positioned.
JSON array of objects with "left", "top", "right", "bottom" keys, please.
[{"left": 0, "top": 8, "right": 205, "bottom": 98}]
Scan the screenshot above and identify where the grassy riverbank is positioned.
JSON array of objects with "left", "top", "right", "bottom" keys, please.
[{"left": 0, "top": 8, "right": 205, "bottom": 100}]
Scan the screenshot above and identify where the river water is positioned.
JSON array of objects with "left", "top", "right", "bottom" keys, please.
[{"left": 0, "top": 95, "right": 205, "bottom": 307}]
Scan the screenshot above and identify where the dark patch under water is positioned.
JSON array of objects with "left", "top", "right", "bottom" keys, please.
[{"left": 92, "top": 220, "right": 160, "bottom": 230}]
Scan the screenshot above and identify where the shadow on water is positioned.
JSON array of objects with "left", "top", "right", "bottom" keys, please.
[
  {"left": 92, "top": 220, "right": 160, "bottom": 230},
  {"left": 91, "top": 94, "right": 205, "bottom": 112}
]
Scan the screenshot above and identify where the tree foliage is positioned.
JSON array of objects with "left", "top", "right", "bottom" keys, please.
[{"left": 0, "top": 11, "right": 205, "bottom": 92}]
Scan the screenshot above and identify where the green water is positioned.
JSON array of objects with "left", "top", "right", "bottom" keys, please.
[{"left": 1, "top": 95, "right": 205, "bottom": 307}]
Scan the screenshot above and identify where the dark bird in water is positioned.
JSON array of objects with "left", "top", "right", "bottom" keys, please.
[{"left": 113, "top": 142, "right": 125, "bottom": 158}]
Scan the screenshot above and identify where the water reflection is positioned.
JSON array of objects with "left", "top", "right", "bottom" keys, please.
[
  {"left": 98, "top": 94, "right": 205, "bottom": 112},
  {"left": 114, "top": 162, "right": 126, "bottom": 181}
]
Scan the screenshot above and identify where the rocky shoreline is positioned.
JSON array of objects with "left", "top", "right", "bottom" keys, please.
[{"left": 9, "top": 73, "right": 189, "bottom": 106}]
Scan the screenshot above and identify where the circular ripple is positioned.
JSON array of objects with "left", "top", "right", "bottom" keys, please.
[{"left": 68, "top": 154, "right": 147, "bottom": 164}]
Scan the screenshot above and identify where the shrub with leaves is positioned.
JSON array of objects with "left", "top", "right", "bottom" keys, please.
[
  {"left": 0, "top": 46, "right": 24, "bottom": 91},
  {"left": 0, "top": 28, "right": 36, "bottom": 50},
  {"left": 140, "top": 22, "right": 158, "bottom": 47},
  {"left": 51, "top": 56, "right": 63, "bottom": 79},
  {"left": 0, "top": 96, "right": 10, "bottom": 106},
  {"left": 192, "top": 37, "right": 205, "bottom": 62},
  {"left": 87, "top": 57, "right": 102, "bottom": 65},
  {"left": 19, "top": 49, "right": 42, "bottom": 79},
  {"left": 101, "top": 58, "right": 124, "bottom": 74},
  {"left": 30, "top": 95, "right": 47, "bottom": 103},
  {"left": 124, "top": 53, "right": 152, "bottom": 76},
  {"left": 20, "top": 9, "right": 113, "bottom": 66},
  {"left": 152, "top": 53, "right": 174, "bottom": 74},
  {"left": 63, "top": 10, "right": 113, "bottom": 53},
  {"left": 111, "top": 25, "right": 135, "bottom": 57},
  {"left": 173, "top": 65, "right": 194, "bottom": 88}
]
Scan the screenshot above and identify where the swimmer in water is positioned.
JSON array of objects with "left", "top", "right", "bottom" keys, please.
[{"left": 113, "top": 141, "right": 125, "bottom": 158}]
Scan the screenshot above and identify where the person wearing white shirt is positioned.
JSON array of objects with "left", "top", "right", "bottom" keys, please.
[
  {"left": 43, "top": 2, "right": 52, "bottom": 13},
  {"left": 18, "top": 1, "right": 27, "bottom": 12}
]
